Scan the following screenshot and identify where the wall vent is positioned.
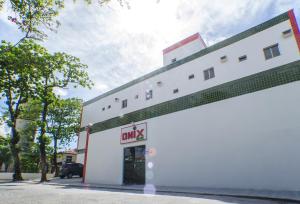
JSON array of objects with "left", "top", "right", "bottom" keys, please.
[{"left": 282, "top": 29, "right": 292, "bottom": 38}]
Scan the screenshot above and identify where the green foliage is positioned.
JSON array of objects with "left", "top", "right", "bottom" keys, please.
[
  {"left": 7, "top": 0, "right": 64, "bottom": 40},
  {"left": 0, "top": 135, "right": 12, "bottom": 171},
  {"left": 48, "top": 98, "right": 82, "bottom": 147},
  {"left": 0, "top": 40, "right": 47, "bottom": 124}
]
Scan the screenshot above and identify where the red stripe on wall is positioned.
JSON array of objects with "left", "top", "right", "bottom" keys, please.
[
  {"left": 288, "top": 9, "right": 300, "bottom": 52},
  {"left": 82, "top": 128, "right": 90, "bottom": 183},
  {"left": 163, "top": 33, "right": 202, "bottom": 55}
]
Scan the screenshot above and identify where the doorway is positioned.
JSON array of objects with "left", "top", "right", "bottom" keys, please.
[{"left": 123, "top": 145, "right": 145, "bottom": 185}]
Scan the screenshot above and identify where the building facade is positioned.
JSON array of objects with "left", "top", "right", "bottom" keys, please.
[{"left": 77, "top": 10, "right": 300, "bottom": 191}]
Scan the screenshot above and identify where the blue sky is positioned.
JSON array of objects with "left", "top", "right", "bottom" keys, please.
[{"left": 0, "top": 0, "right": 299, "bottom": 140}]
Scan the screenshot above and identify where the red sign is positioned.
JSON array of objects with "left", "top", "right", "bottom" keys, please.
[{"left": 120, "top": 123, "right": 147, "bottom": 144}]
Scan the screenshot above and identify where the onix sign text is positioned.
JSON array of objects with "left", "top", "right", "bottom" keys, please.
[{"left": 120, "top": 123, "right": 147, "bottom": 144}]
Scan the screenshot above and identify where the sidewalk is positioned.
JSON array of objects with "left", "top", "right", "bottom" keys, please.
[{"left": 30, "top": 177, "right": 300, "bottom": 203}]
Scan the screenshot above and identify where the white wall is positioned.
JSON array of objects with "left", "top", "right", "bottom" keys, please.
[
  {"left": 163, "top": 36, "right": 206, "bottom": 66},
  {"left": 85, "top": 81, "right": 300, "bottom": 190},
  {"left": 81, "top": 19, "right": 300, "bottom": 128},
  {"left": 76, "top": 131, "right": 87, "bottom": 164}
]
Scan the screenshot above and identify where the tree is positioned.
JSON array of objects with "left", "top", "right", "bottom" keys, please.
[
  {"left": 34, "top": 52, "right": 92, "bottom": 182},
  {"left": 18, "top": 100, "right": 41, "bottom": 173},
  {"left": 0, "top": 135, "right": 12, "bottom": 172},
  {"left": 0, "top": 40, "right": 45, "bottom": 180},
  {"left": 47, "top": 98, "right": 82, "bottom": 176}
]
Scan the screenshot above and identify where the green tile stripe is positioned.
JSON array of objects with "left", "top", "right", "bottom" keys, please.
[
  {"left": 81, "top": 60, "right": 300, "bottom": 134},
  {"left": 84, "top": 11, "right": 290, "bottom": 106}
]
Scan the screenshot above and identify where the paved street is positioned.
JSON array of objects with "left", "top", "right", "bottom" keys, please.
[{"left": 0, "top": 181, "right": 297, "bottom": 204}]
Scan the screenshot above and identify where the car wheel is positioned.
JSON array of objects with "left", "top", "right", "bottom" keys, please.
[
  {"left": 67, "top": 173, "right": 73, "bottom": 179},
  {"left": 60, "top": 175, "right": 65, "bottom": 179}
]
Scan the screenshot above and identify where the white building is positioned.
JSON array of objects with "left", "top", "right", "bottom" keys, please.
[{"left": 77, "top": 10, "right": 300, "bottom": 191}]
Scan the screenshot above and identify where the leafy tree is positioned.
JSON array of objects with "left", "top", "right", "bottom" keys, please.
[
  {"left": 0, "top": 135, "right": 12, "bottom": 172},
  {"left": 18, "top": 100, "right": 41, "bottom": 173},
  {"left": 0, "top": 40, "right": 45, "bottom": 180},
  {"left": 34, "top": 52, "right": 92, "bottom": 182},
  {"left": 47, "top": 98, "right": 82, "bottom": 176}
]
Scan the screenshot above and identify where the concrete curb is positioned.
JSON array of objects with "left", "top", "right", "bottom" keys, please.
[{"left": 21, "top": 179, "right": 300, "bottom": 203}]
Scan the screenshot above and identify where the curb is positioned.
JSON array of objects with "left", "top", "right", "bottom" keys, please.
[{"left": 36, "top": 181, "right": 300, "bottom": 203}]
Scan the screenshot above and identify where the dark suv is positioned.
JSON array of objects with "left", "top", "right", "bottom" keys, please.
[{"left": 60, "top": 163, "right": 83, "bottom": 179}]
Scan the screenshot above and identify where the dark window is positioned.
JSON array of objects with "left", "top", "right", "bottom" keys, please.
[
  {"left": 282, "top": 29, "right": 292, "bottom": 36},
  {"left": 146, "top": 90, "right": 153, "bottom": 100},
  {"left": 239, "top": 55, "right": 247, "bottom": 62},
  {"left": 220, "top": 55, "right": 227, "bottom": 61},
  {"left": 135, "top": 95, "right": 139, "bottom": 99},
  {"left": 122, "top": 99, "right": 127, "bottom": 108},
  {"left": 66, "top": 156, "right": 72, "bottom": 163},
  {"left": 173, "top": 89, "right": 179, "bottom": 94},
  {"left": 172, "top": 58, "right": 177, "bottom": 63},
  {"left": 263, "top": 44, "right": 280, "bottom": 60},
  {"left": 188, "top": 74, "right": 195, "bottom": 80},
  {"left": 203, "top": 67, "right": 215, "bottom": 80},
  {"left": 108, "top": 105, "right": 111, "bottom": 109},
  {"left": 102, "top": 107, "right": 105, "bottom": 111}
]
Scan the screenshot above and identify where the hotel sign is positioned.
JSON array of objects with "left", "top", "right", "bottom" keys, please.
[{"left": 120, "top": 123, "right": 147, "bottom": 144}]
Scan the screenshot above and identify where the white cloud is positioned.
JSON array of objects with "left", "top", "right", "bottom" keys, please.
[
  {"left": 94, "top": 82, "right": 109, "bottom": 92},
  {"left": 53, "top": 87, "right": 68, "bottom": 97}
]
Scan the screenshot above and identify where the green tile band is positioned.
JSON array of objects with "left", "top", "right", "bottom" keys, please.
[
  {"left": 83, "top": 11, "right": 290, "bottom": 106},
  {"left": 81, "top": 60, "right": 300, "bottom": 134}
]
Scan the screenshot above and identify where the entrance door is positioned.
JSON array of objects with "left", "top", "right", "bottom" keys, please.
[{"left": 123, "top": 145, "right": 145, "bottom": 185}]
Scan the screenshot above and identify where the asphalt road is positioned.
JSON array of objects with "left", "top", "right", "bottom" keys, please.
[{"left": 0, "top": 182, "right": 295, "bottom": 204}]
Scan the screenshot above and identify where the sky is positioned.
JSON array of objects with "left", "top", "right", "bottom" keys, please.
[{"left": 0, "top": 0, "right": 299, "bottom": 138}]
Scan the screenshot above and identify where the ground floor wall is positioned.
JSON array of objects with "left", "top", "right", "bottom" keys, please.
[{"left": 84, "top": 81, "right": 300, "bottom": 191}]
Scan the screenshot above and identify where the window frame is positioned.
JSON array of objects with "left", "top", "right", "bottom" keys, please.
[
  {"left": 238, "top": 55, "right": 247, "bottom": 62},
  {"left": 145, "top": 90, "right": 153, "bottom": 100},
  {"left": 203, "top": 67, "right": 215, "bottom": 81},
  {"left": 122, "top": 99, "right": 128, "bottom": 109},
  {"left": 188, "top": 74, "right": 195, "bottom": 80},
  {"left": 263, "top": 44, "right": 280, "bottom": 60}
]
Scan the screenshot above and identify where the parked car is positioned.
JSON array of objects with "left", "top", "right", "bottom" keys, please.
[{"left": 60, "top": 163, "right": 83, "bottom": 179}]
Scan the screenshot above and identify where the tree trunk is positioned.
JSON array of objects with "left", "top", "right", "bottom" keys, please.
[
  {"left": 9, "top": 126, "right": 23, "bottom": 181},
  {"left": 53, "top": 136, "right": 59, "bottom": 177},
  {"left": 39, "top": 140, "right": 47, "bottom": 182},
  {"left": 39, "top": 102, "right": 49, "bottom": 182},
  {"left": 5, "top": 162, "right": 9, "bottom": 172}
]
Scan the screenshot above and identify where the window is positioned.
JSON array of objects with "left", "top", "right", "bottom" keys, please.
[
  {"left": 108, "top": 105, "right": 111, "bottom": 109},
  {"left": 102, "top": 107, "right": 105, "bottom": 111},
  {"left": 282, "top": 29, "right": 292, "bottom": 37},
  {"left": 188, "top": 74, "right": 195, "bottom": 80},
  {"left": 171, "top": 58, "right": 177, "bottom": 63},
  {"left": 157, "top": 81, "right": 163, "bottom": 87},
  {"left": 145, "top": 90, "right": 153, "bottom": 100},
  {"left": 173, "top": 88, "right": 179, "bottom": 94},
  {"left": 122, "top": 99, "right": 127, "bottom": 108},
  {"left": 220, "top": 55, "right": 227, "bottom": 62},
  {"left": 239, "top": 55, "right": 247, "bottom": 62},
  {"left": 263, "top": 44, "right": 280, "bottom": 60},
  {"left": 203, "top": 67, "right": 215, "bottom": 80},
  {"left": 66, "top": 156, "right": 72, "bottom": 163},
  {"left": 134, "top": 94, "right": 139, "bottom": 99}
]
